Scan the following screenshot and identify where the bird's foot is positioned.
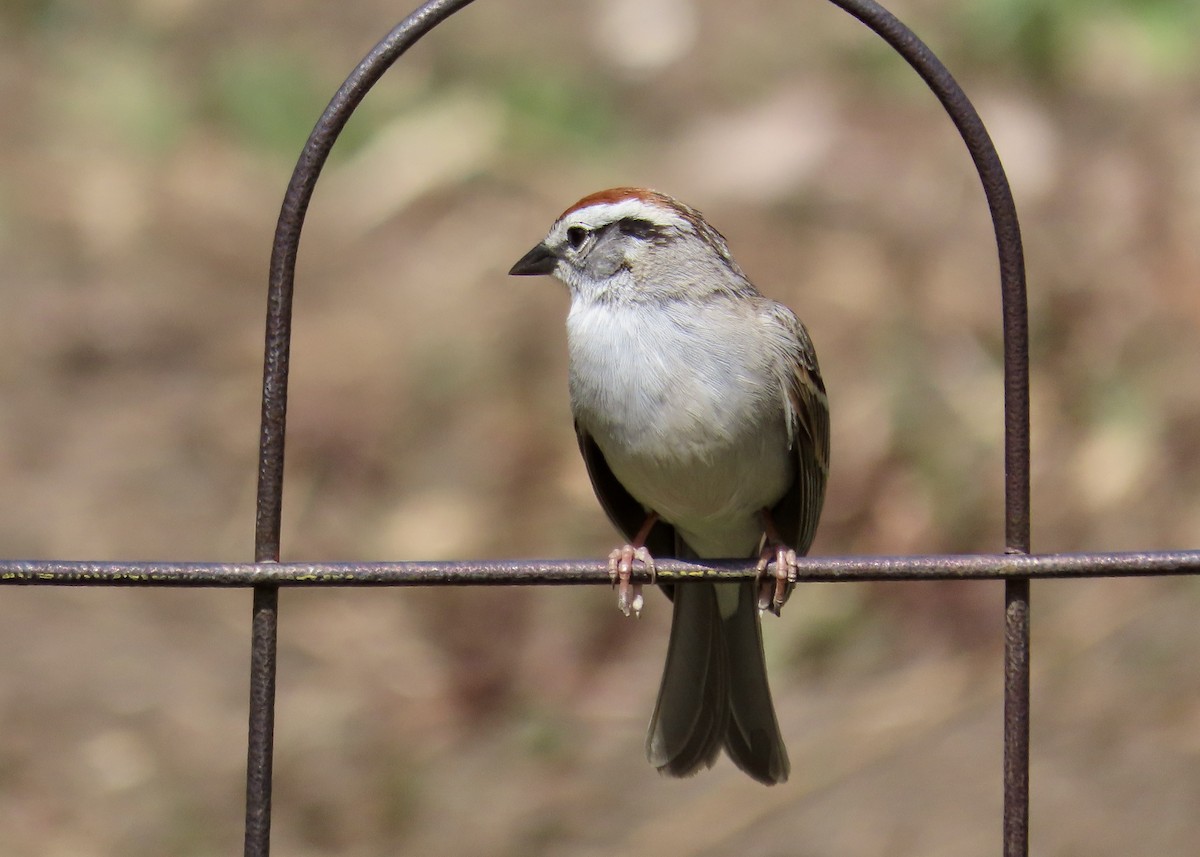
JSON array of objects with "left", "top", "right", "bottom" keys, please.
[
  {"left": 608, "top": 545, "right": 655, "bottom": 617},
  {"left": 755, "top": 542, "right": 798, "bottom": 616}
]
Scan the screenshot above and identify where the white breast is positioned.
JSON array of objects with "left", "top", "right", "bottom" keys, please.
[{"left": 567, "top": 297, "right": 792, "bottom": 557}]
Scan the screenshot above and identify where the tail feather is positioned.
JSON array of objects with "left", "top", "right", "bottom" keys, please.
[
  {"left": 645, "top": 581, "right": 728, "bottom": 776},
  {"left": 721, "top": 580, "right": 789, "bottom": 784},
  {"left": 646, "top": 549, "right": 789, "bottom": 784}
]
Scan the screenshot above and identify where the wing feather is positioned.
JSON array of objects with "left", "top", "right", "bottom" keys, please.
[{"left": 762, "top": 302, "right": 829, "bottom": 557}]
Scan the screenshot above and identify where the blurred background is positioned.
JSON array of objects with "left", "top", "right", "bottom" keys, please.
[{"left": 2, "top": 0, "right": 1200, "bottom": 854}]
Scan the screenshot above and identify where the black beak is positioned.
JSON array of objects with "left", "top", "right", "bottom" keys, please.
[{"left": 508, "top": 242, "right": 558, "bottom": 276}]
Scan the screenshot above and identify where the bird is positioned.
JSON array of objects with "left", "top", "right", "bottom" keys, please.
[{"left": 509, "top": 187, "right": 829, "bottom": 785}]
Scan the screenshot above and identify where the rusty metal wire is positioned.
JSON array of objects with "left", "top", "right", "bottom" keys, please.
[
  {"left": 1, "top": 1, "right": 1193, "bottom": 856},
  {"left": 4, "top": 551, "right": 1200, "bottom": 587}
]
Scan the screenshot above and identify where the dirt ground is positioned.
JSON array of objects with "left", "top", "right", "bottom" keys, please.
[{"left": 2, "top": 1, "right": 1199, "bottom": 855}]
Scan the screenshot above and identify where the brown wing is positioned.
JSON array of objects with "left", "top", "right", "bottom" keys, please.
[
  {"left": 575, "top": 425, "right": 678, "bottom": 559},
  {"left": 765, "top": 305, "right": 830, "bottom": 556}
]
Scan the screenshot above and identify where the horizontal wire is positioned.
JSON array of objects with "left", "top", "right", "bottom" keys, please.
[{"left": 2, "top": 550, "right": 1198, "bottom": 586}]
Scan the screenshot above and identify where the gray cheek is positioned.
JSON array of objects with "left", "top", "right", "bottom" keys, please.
[{"left": 588, "top": 244, "right": 627, "bottom": 279}]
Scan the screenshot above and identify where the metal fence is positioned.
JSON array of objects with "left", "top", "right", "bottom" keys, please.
[{"left": 3, "top": 1, "right": 1199, "bottom": 856}]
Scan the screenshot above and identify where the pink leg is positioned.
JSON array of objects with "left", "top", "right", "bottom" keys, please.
[
  {"left": 608, "top": 513, "right": 658, "bottom": 617},
  {"left": 755, "top": 510, "right": 799, "bottom": 616}
]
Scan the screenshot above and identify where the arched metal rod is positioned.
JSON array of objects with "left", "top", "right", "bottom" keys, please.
[
  {"left": 823, "top": 0, "right": 1029, "bottom": 549},
  {"left": 256, "top": 0, "right": 480, "bottom": 563},
  {"left": 251, "top": 1, "right": 1030, "bottom": 856},
  {"left": 823, "top": 4, "right": 1031, "bottom": 855}
]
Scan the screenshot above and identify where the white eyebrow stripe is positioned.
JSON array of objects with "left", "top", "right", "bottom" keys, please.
[{"left": 563, "top": 198, "right": 689, "bottom": 231}]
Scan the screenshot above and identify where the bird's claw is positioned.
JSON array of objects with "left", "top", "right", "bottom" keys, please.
[
  {"left": 608, "top": 545, "right": 655, "bottom": 617},
  {"left": 755, "top": 544, "right": 798, "bottom": 616}
]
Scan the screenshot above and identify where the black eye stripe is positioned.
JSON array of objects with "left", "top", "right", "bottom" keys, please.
[
  {"left": 617, "top": 217, "right": 658, "bottom": 240},
  {"left": 568, "top": 217, "right": 662, "bottom": 250}
]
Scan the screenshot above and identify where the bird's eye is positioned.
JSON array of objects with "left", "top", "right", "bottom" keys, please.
[{"left": 566, "top": 226, "right": 589, "bottom": 250}]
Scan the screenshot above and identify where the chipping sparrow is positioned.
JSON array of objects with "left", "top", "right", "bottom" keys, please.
[{"left": 510, "top": 188, "right": 829, "bottom": 785}]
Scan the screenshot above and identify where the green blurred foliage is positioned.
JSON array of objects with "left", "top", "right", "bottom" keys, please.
[
  {"left": 499, "top": 69, "right": 625, "bottom": 155},
  {"left": 959, "top": 0, "right": 1200, "bottom": 82},
  {"left": 204, "top": 46, "right": 328, "bottom": 156}
]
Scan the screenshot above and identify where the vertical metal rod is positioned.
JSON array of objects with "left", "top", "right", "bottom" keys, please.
[
  {"left": 243, "top": 585, "right": 279, "bottom": 857},
  {"left": 1003, "top": 578, "right": 1030, "bottom": 854},
  {"left": 825, "top": 3, "right": 1031, "bottom": 854},
  {"left": 246, "top": 2, "right": 479, "bottom": 855}
]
